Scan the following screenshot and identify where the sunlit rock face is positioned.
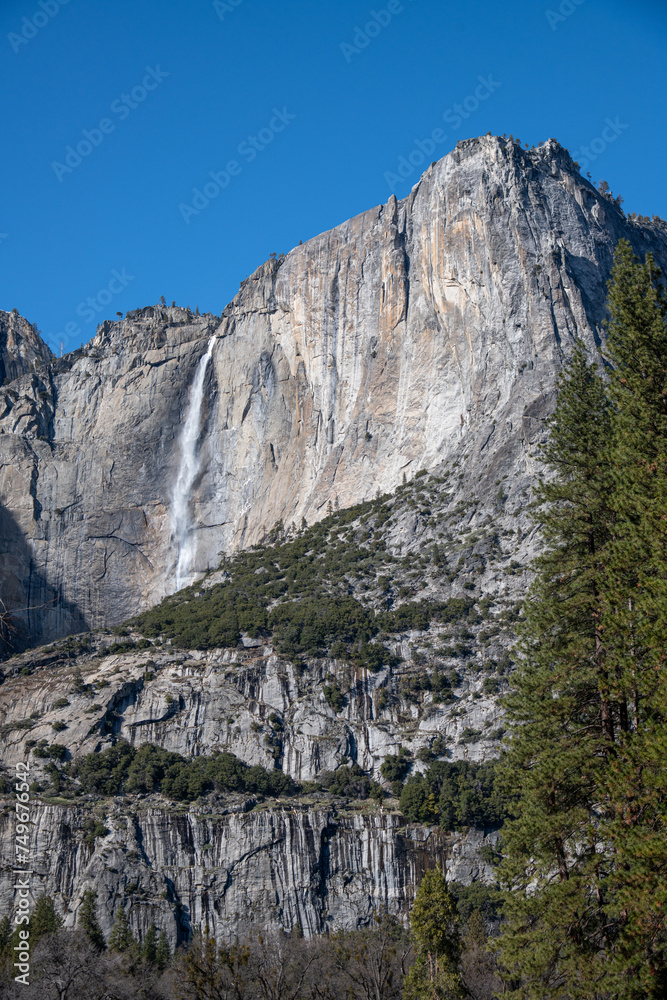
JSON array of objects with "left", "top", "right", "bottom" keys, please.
[
  {"left": 0, "top": 309, "right": 53, "bottom": 384},
  {"left": 1, "top": 136, "right": 666, "bottom": 644}
]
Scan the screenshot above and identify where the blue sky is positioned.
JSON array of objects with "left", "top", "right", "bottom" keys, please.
[{"left": 1, "top": 0, "right": 665, "bottom": 354}]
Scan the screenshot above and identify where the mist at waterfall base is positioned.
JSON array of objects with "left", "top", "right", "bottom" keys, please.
[{"left": 170, "top": 336, "right": 217, "bottom": 593}]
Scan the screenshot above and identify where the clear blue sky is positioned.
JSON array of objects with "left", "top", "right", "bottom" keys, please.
[{"left": 1, "top": 0, "right": 665, "bottom": 354}]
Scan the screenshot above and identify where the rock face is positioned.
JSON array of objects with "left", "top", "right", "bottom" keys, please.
[
  {"left": 0, "top": 633, "right": 506, "bottom": 782},
  {"left": 3, "top": 134, "right": 665, "bottom": 944},
  {"left": 0, "top": 637, "right": 500, "bottom": 943},
  {"left": 0, "top": 310, "right": 53, "bottom": 385},
  {"left": 1, "top": 136, "right": 666, "bottom": 646},
  {"left": 0, "top": 797, "right": 496, "bottom": 946}
]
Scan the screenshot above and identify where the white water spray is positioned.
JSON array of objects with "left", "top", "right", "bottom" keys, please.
[{"left": 171, "top": 335, "right": 216, "bottom": 591}]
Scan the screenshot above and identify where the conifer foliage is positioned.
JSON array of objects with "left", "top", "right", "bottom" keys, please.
[
  {"left": 403, "top": 868, "right": 465, "bottom": 1000},
  {"left": 602, "top": 239, "right": 667, "bottom": 994},
  {"left": 498, "top": 240, "right": 667, "bottom": 998},
  {"left": 77, "top": 889, "right": 106, "bottom": 952}
]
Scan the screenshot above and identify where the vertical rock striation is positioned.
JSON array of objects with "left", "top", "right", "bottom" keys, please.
[{"left": 0, "top": 799, "right": 490, "bottom": 946}]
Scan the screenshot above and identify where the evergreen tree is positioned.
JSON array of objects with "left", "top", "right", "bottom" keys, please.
[
  {"left": 108, "top": 905, "right": 134, "bottom": 953},
  {"left": 77, "top": 889, "right": 106, "bottom": 951},
  {"left": 0, "top": 914, "right": 10, "bottom": 943},
  {"left": 498, "top": 245, "right": 667, "bottom": 997},
  {"left": 30, "top": 895, "right": 62, "bottom": 943},
  {"left": 141, "top": 923, "right": 158, "bottom": 964},
  {"left": 0, "top": 914, "right": 11, "bottom": 962},
  {"left": 603, "top": 238, "right": 667, "bottom": 730},
  {"left": 403, "top": 867, "right": 464, "bottom": 1000},
  {"left": 497, "top": 341, "right": 617, "bottom": 997},
  {"left": 155, "top": 929, "right": 171, "bottom": 970},
  {"left": 599, "top": 240, "right": 667, "bottom": 993}
]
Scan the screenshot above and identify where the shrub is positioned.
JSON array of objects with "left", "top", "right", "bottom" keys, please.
[
  {"left": 323, "top": 683, "right": 345, "bottom": 713},
  {"left": 318, "top": 763, "right": 371, "bottom": 799},
  {"left": 448, "top": 880, "right": 503, "bottom": 922},
  {"left": 380, "top": 748, "right": 412, "bottom": 784},
  {"left": 127, "top": 494, "right": 477, "bottom": 659},
  {"left": 482, "top": 676, "right": 498, "bottom": 695},
  {"left": 83, "top": 820, "right": 109, "bottom": 847},
  {"left": 33, "top": 742, "right": 68, "bottom": 761}
]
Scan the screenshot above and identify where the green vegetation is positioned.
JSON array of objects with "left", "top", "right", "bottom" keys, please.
[
  {"left": 399, "top": 665, "right": 454, "bottom": 704},
  {"left": 323, "top": 680, "right": 345, "bottom": 711},
  {"left": 29, "top": 895, "right": 63, "bottom": 943},
  {"left": 30, "top": 740, "right": 68, "bottom": 760},
  {"left": 403, "top": 867, "right": 464, "bottom": 999},
  {"left": 380, "top": 748, "right": 413, "bottom": 783},
  {"left": 71, "top": 741, "right": 296, "bottom": 801},
  {"left": 78, "top": 890, "right": 105, "bottom": 952},
  {"left": 400, "top": 760, "right": 506, "bottom": 830},
  {"left": 129, "top": 486, "right": 479, "bottom": 663},
  {"left": 498, "top": 242, "right": 667, "bottom": 996},
  {"left": 448, "top": 880, "right": 503, "bottom": 924},
  {"left": 82, "top": 819, "right": 109, "bottom": 847},
  {"left": 317, "top": 763, "right": 371, "bottom": 799}
]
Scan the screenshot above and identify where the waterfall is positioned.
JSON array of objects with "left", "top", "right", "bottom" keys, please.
[{"left": 170, "top": 335, "right": 216, "bottom": 591}]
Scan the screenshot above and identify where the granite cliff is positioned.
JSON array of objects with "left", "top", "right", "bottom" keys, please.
[
  {"left": 0, "top": 595, "right": 501, "bottom": 944},
  {"left": 1, "top": 133, "right": 666, "bottom": 946},
  {"left": 2, "top": 135, "right": 666, "bottom": 649}
]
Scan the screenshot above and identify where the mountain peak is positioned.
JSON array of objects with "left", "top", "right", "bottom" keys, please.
[{"left": 0, "top": 308, "right": 53, "bottom": 384}]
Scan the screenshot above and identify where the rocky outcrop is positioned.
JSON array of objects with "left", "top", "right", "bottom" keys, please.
[
  {"left": 0, "top": 794, "right": 496, "bottom": 945},
  {"left": 1, "top": 137, "right": 666, "bottom": 647},
  {"left": 0, "top": 310, "right": 53, "bottom": 385},
  {"left": 0, "top": 625, "right": 504, "bottom": 944},
  {"left": 0, "top": 626, "right": 506, "bottom": 781},
  {"left": 8, "top": 136, "right": 663, "bottom": 941}
]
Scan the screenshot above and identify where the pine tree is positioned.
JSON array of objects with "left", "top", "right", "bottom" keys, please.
[
  {"left": 30, "top": 895, "right": 62, "bottom": 943},
  {"left": 403, "top": 867, "right": 464, "bottom": 999},
  {"left": 108, "top": 905, "right": 134, "bottom": 953},
  {"left": 497, "top": 246, "right": 667, "bottom": 997},
  {"left": 598, "top": 240, "right": 667, "bottom": 992},
  {"left": 141, "top": 923, "right": 158, "bottom": 964},
  {"left": 497, "top": 341, "right": 617, "bottom": 997},
  {"left": 603, "top": 239, "right": 667, "bottom": 729},
  {"left": 0, "top": 914, "right": 11, "bottom": 962},
  {"left": 155, "top": 929, "right": 171, "bottom": 970},
  {"left": 78, "top": 889, "right": 106, "bottom": 951}
]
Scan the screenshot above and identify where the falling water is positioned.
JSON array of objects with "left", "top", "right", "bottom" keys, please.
[{"left": 171, "top": 335, "right": 216, "bottom": 591}]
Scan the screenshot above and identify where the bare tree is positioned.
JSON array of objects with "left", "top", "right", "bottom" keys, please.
[
  {"left": 313, "top": 916, "right": 413, "bottom": 1000},
  {"left": 3, "top": 929, "right": 175, "bottom": 1000},
  {"left": 249, "top": 932, "right": 318, "bottom": 1000}
]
